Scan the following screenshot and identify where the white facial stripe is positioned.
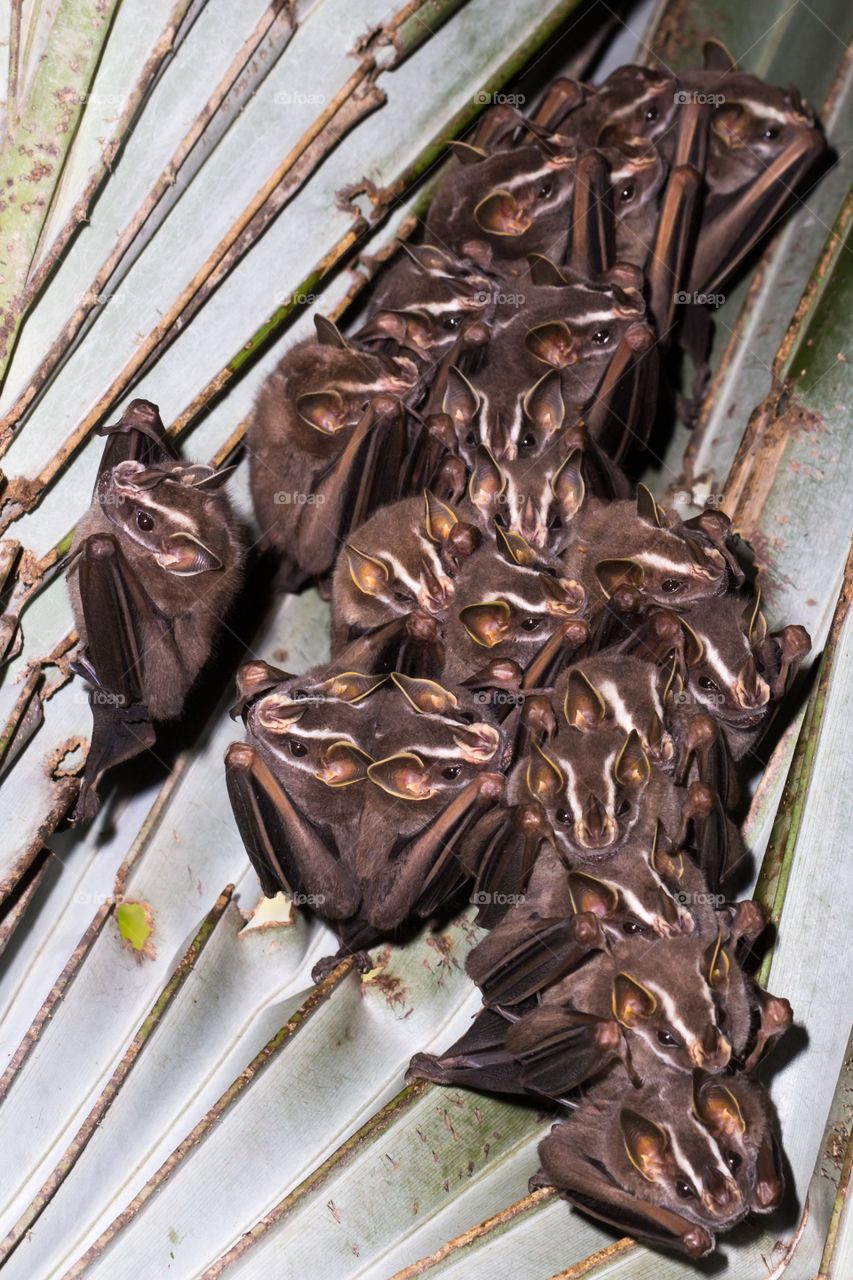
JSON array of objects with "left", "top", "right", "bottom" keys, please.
[
  {"left": 649, "top": 982, "right": 713, "bottom": 1049},
  {"left": 699, "top": 635, "right": 744, "bottom": 687},
  {"left": 619, "top": 883, "right": 659, "bottom": 927},
  {"left": 505, "top": 159, "right": 560, "bottom": 193},
  {"left": 734, "top": 96, "right": 790, "bottom": 125},
  {"left": 598, "top": 679, "right": 637, "bottom": 737},
  {"left": 635, "top": 549, "right": 693, "bottom": 573}
]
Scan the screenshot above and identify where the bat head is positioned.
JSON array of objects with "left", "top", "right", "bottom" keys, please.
[
  {"left": 331, "top": 493, "right": 477, "bottom": 639},
  {"left": 427, "top": 146, "right": 579, "bottom": 262},
  {"left": 568, "top": 491, "right": 729, "bottom": 611},
  {"left": 555, "top": 654, "right": 675, "bottom": 769},
  {"left": 97, "top": 459, "right": 237, "bottom": 578},
  {"left": 357, "top": 243, "right": 496, "bottom": 362},
  {"left": 240, "top": 666, "right": 384, "bottom": 822},
  {"left": 583, "top": 64, "right": 679, "bottom": 149},
  {"left": 441, "top": 536, "right": 585, "bottom": 684},
  {"left": 656, "top": 594, "right": 773, "bottom": 731},
  {"left": 565, "top": 842, "right": 696, "bottom": 941},
  {"left": 693, "top": 1071, "right": 784, "bottom": 1214},
  {"left": 607, "top": 935, "right": 734, "bottom": 1076},
  {"left": 523, "top": 721, "right": 653, "bottom": 858},
  {"left": 701, "top": 72, "right": 822, "bottom": 182}
]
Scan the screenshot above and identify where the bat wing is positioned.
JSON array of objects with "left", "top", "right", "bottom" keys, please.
[
  {"left": 72, "top": 534, "right": 156, "bottom": 821},
  {"left": 506, "top": 1006, "right": 621, "bottom": 1099},
  {"left": 467, "top": 913, "right": 603, "bottom": 1006},
  {"left": 407, "top": 1006, "right": 530, "bottom": 1096}
]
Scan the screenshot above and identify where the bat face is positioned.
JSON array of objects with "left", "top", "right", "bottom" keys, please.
[
  {"left": 600, "top": 936, "right": 733, "bottom": 1075},
  {"left": 575, "top": 65, "right": 680, "bottom": 149},
  {"left": 555, "top": 654, "right": 675, "bottom": 770},
  {"left": 521, "top": 722, "right": 653, "bottom": 858},
  {"left": 693, "top": 1071, "right": 784, "bottom": 1213},
  {"left": 96, "top": 460, "right": 235, "bottom": 583},
  {"left": 357, "top": 243, "right": 496, "bottom": 363},
  {"left": 440, "top": 538, "right": 585, "bottom": 684},
  {"left": 566, "top": 495, "right": 729, "bottom": 612},
  {"left": 331, "top": 494, "right": 469, "bottom": 645},
  {"left": 427, "top": 146, "right": 579, "bottom": 264},
  {"left": 563, "top": 847, "right": 696, "bottom": 940},
  {"left": 601, "top": 139, "right": 670, "bottom": 266}
]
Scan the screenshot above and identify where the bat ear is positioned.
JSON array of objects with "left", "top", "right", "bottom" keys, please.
[
  {"left": 473, "top": 189, "right": 531, "bottom": 236},
  {"left": 452, "top": 722, "right": 501, "bottom": 764},
  {"left": 551, "top": 447, "right": 585, "bottom": 519},
  {"left": 621, "top": 1110, "right": 670, "bottom": 1182},
  {"left": 703, "top": 933, "right": 731, "bottom": 989},
  {"left": 296, "top": 389, "right": 347, "bottom": 433},
  {"left": 391, "top": 672, "right": 459, "bottom": 715},
  {"left": 702, "top": 37, "right": 738, "bottom": 73},
  {"left": 636, "top": 483, "right": 664, "bottom": 527},
  {"left": 345, "top": 545, "right": 391, "bottom": 596},
  {"left": 496, "top": 525, "right": 538, "bottom": 566},
  {"left": 743, "top": 590, "right": 767, "bottom": 645},
  {"left": 694, "top": 1079, "right": 746, "bottom": 1137},
  {"left": 313, "top": 671, "right": 386, "bottom": 702},
  {"left": 679, "top": 617, "right": 705, "bottom": 666},
  {"left": 525, "top": 320, "right": 575, "bottom": 368},
  {"left": 400, "top": 242, "right": 457, "bottom": 272},
  {"left": 191, "top": 465, "right": 237, "bottom": 491},
  {"left": 526, "top": 742, "right": 564, "bottom": 802},
  {"left": 467, "top": 447, "right": 506, "bottom": 514},
  {"left": 526, "top": 253, "right": 569, "bottom": 287},
  {"left": 614, "top": 730, "right": 651, "bottom": 788},
  {"left": 256, "top": 694, "right": 307, "bottom": 734},
  {"left": 231, "top": 660, "right": 293, "bottom": 719},
  {"left": 460, "top": 600, "right": 511, "bottom": 648},
  {"left": 662, "top": 653, "right": 682, "bottom": 704},
  {"left": 423, "top": 490, "right": 459, "bottom": 543},
  {"left": 522, "top": 369, "right": 565, "bottom": 432},
  {"left": 540, "top": 574, "right": 585, "bottom": 616},
  {"left": 314, "top": 315, "right": 350, "bottom": 349},
  {"left": 650, "top": 821, "right": 685, "bottom": 881},
  {"left": 564, "top": 669, "right": 606, "bottom": 729},
  {"left": 156, "top": 532, "right": 222, "bottom": 575},
  {"left": 612, "top": 972, "right": 658, "bottom": 1026},
  {"left": 368, "top": 752, "right": 434, "bottom": 800},
  {"left": 595, "top": 558, "right": 644, "bottom": 597},
  {"left": 446, "top": 139, "right": 490, "bottom": 165},
  {"left": 443, "top": 366, "right": 480, "bottom": 425},
  {"left": 316, "top": 741, "right": 373, "bottom": 787},
  {"left": 567, "top": 870, "right": 618, "bottom": 918}
]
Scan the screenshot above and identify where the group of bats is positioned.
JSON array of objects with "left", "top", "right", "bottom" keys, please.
[{"left": 68, "top": 40, "right": 827, "bottom": 1262}]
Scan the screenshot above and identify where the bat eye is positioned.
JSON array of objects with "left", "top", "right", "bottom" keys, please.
[
  {"left": 698, "top": 676, "right": 720, "bottom": 693},
  {"left": 619, "top": 182, "right": 635, "bottom": 202},
  {"left": 623, "top": 918, "right": 646, "bottom": 935},
  {"left": 616, "top": 798, "right": 631, "bottom": 818},
  {"left": 555, "top": 807, "right": 572, "bottom": 825},
  {"left": 441, "top": 763, "right": 463, "bottom": 780},
  {"left": 136, "top": 510, "right": 154, "bottom": 531},
  {"left": 762, "top": 124, "right": 780, "bottom": 140},
  {"left": 657, "top": 1028, "right": 681, "bottom": 1048},
  {"left": 393, "top": 589, "right": 414, "bottom": 603},
  {"left": 443, "top": 313, "right": 463, "bottom": 331},
  {"left": 661, "top": 578, "right": 684, "bottom": 593},
  {"left": 520, "top": 617, "right": 543, "bottom": 632},
  {"left": 725, "top": 1150, "right": 743, "bottom": 1174},
  {"left": 519, "top": 431, "right": 537, "bottom": 450},
  {"left": 645, "top": 106, "right": 659, "bottom": 122},
  {"left": 288, "top": 739, "right": 308, "bottom": 757},
  {"left": 465, "top": 431, "right": 477, "bottom": 446},
  {"left": 536, "top": 178, "right": 554, "bottom": 200},
  {"left": 675, "top": 1179, "right": 695, "bottom": 1199},
  {"left": 591, "top": 327, "right": 611, "bottom": 345}
]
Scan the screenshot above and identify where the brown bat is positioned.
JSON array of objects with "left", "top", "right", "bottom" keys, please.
[
  {"left": 248, "top": 318, "right": 419, "bottom": 588},
  {"left": 68, "top": 400, "right": 245, "bottom": 822},
  {"left": 531, "top": 1062, "right": 771, "bottom": 1256}
]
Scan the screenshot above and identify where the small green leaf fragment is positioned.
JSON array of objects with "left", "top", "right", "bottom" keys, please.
[{"left": 117, "top": 902, "right": 153, "bottom": 953}]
